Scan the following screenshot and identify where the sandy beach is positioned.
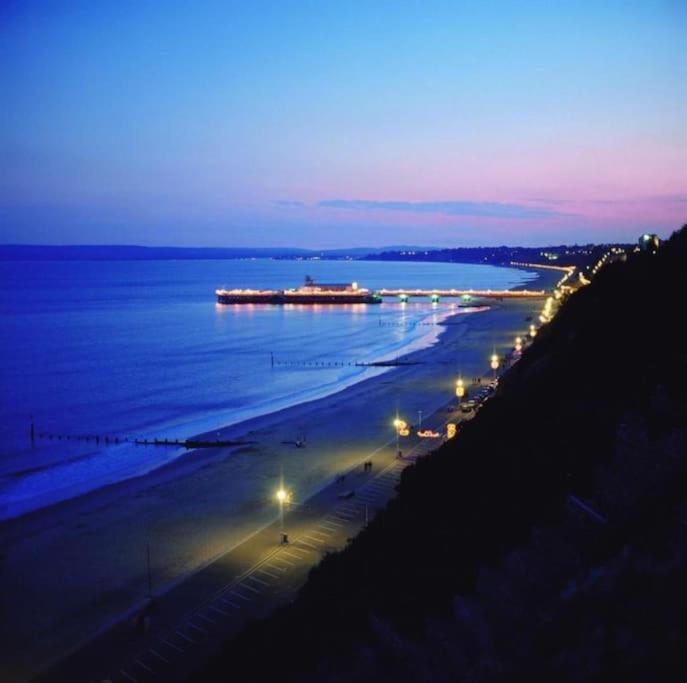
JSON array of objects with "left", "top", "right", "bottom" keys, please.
[{"left": 0, "top": 269, "right": 559, "bottom": 681}]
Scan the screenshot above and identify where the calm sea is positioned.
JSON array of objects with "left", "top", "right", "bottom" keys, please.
[{"left": 0, "top": 259, "right": 536, "bottom": 519}]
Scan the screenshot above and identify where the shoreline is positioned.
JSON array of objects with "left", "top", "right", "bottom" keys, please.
[
  {"left": 1, "top": 264, "right": 540, "bottom": 522},
  {"left": 0, "top": 303, "right": 473, "bottom": 523},
  {"left": 0, "top": 266, "right": 558, "bottom": 681}
]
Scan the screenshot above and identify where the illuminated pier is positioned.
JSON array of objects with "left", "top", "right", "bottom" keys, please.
[
  {"left": 216, "top": 277, "right": 548, "bottom": 305},
  {"left": 377, "top": 288, "right": 547, "bottom": 300},
  {"left": 216, "top": 276, "right": 381, "bottom": 304}
]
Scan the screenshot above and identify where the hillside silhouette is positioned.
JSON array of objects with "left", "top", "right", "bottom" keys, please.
[{"left": 201, "top": 226, "right": 687, "bottom": 682}]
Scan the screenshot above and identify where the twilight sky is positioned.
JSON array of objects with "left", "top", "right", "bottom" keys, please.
[{"left": 1, "top": 0, "right": 685, "bottom": 248}]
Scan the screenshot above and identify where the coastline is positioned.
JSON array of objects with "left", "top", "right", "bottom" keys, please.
[{"left": 0, "top": 266, "right": 558, "bottom": 681}]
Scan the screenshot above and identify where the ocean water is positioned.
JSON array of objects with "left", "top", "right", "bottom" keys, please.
[{"left": 0, "top": 259, "right": 537, "bottom": 519}]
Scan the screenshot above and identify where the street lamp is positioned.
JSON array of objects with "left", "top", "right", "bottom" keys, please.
[
  {"left": 514, "top": 336, "right": 522, "bottom": 353},
  {"left": 529, "top": 323, "right": 537, "bottom": 338},
  {"left": 490, "top": 353, "right": 499, "bottom": 379},
  {"left": 276, "top": 486, "right": 290, "bottom": 543},
  {"left": 393, "top": 417, "right": 408, "bottom": 457},
  {"left": 455, "top": 377, "right": 465, "bottom": 401}
]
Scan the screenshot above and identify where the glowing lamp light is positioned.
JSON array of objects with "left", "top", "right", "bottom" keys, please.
[
  {"left": 490, "top": 353, "right": 499, "bottom": 371},
  {"left": 455, "top": 377, "right": 465, "bottom": 398},
  {"left": 529, "top": 324, "right": 537, "bottom": 337},
  {"left": 393, "top": 418, "right": 409, "bottom": 437},
  {"left": 276, "top": 488, "right": 288, "bottom": 504},
  {"left": 446, "top": 423, "right": 457, "bottom": 439},
  {"left": 515, "top": 336, "right": 522, "bottom": 353}
]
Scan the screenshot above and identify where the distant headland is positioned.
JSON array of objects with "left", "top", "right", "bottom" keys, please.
[{"left": 0, "top": 242, "right": 631, "bottom": 269}]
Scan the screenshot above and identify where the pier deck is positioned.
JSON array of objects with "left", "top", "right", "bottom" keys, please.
[{"left": 377, "top": 288, "right": 546, "bottom": 299}]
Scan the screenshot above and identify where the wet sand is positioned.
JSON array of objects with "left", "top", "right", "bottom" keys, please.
[{"left": 0, "top": 270, "right": 558, "bottom": 681}]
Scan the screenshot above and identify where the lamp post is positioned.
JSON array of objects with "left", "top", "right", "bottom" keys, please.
[
  {"left": 490, "top": 353, "right": 499, "bottom": 380},
  {"left": 455, "top": 377, "right": 465, "bottom": 405},
  {"left": 529, "top": 323, "right": 537, "bottom": 338},
  {"left": 393, "top": 417, "right": 408, "bottom": 457},
  {"left": 276, "top": 486, "right": 290, "bottom": 543},
  {"left": 514, "top": 336, "right": 522, "bottom": 354}
]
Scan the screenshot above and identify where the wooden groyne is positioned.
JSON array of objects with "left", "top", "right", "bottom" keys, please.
[
  {"left": 270, "top": 358, "right": 421, "bottom": 369},
  {"left": 31, "top": 427, "right": 254, "bottom": 449}
]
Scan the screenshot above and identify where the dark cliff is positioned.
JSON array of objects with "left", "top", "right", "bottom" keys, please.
[{"left": 201, "top": 226, "right": 687, "bottom": 682}]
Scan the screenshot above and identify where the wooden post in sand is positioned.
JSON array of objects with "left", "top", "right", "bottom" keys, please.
[{"left": 146, "top": 544, "right": 153, "bottom": 598}]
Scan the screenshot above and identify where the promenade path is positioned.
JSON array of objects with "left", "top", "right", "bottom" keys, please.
[{"left": 39, "top": 403, "right": 471, "bottom": 683}]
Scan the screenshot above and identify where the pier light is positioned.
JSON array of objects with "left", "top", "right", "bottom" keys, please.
[
  {"left": 490, "top": 353, "right": 499, "bottom": 371},
  {"left": 529, "top": 324, "right": 537, "bottom": 338},
  {"left": 515, "top": 336, "right": 522, "bottom": 353}
]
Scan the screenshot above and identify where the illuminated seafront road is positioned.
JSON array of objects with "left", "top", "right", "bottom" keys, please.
[{"left": 40, "top": 403, "right": 473, "bottom": 683}]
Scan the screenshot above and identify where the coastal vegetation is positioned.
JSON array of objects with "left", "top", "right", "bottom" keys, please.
[{"left": 201, "top": 225, "right": 687, "bottom": 681}]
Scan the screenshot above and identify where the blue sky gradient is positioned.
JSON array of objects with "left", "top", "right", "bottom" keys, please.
[{"left": 1, "top": 1, "right": 685, "bottom": 247}]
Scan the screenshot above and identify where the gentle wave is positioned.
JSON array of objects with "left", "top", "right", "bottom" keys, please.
[
  {"left": 0, "top": 304, "right": 478, "bottom": 519},
  {"left": 0, "top": 259, "right": 537, "bottom": 519}
]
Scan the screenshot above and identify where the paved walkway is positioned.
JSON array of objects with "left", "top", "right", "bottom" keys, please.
[{"left": 39, "top": 405, "right": 468, "bottom": 683}]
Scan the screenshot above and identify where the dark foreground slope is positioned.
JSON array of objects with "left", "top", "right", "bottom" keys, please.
[{"left": 201, "top": 227, "right": 687, "bottom": 683}]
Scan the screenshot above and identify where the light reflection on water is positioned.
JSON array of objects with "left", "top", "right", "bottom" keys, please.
[{"left": 0, "top": 258, "right": 537, "bottom": 518}]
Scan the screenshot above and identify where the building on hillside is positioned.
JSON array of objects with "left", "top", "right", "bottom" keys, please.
[{"left": 639, "top": 233, "right": 660, "bottom": 253}]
